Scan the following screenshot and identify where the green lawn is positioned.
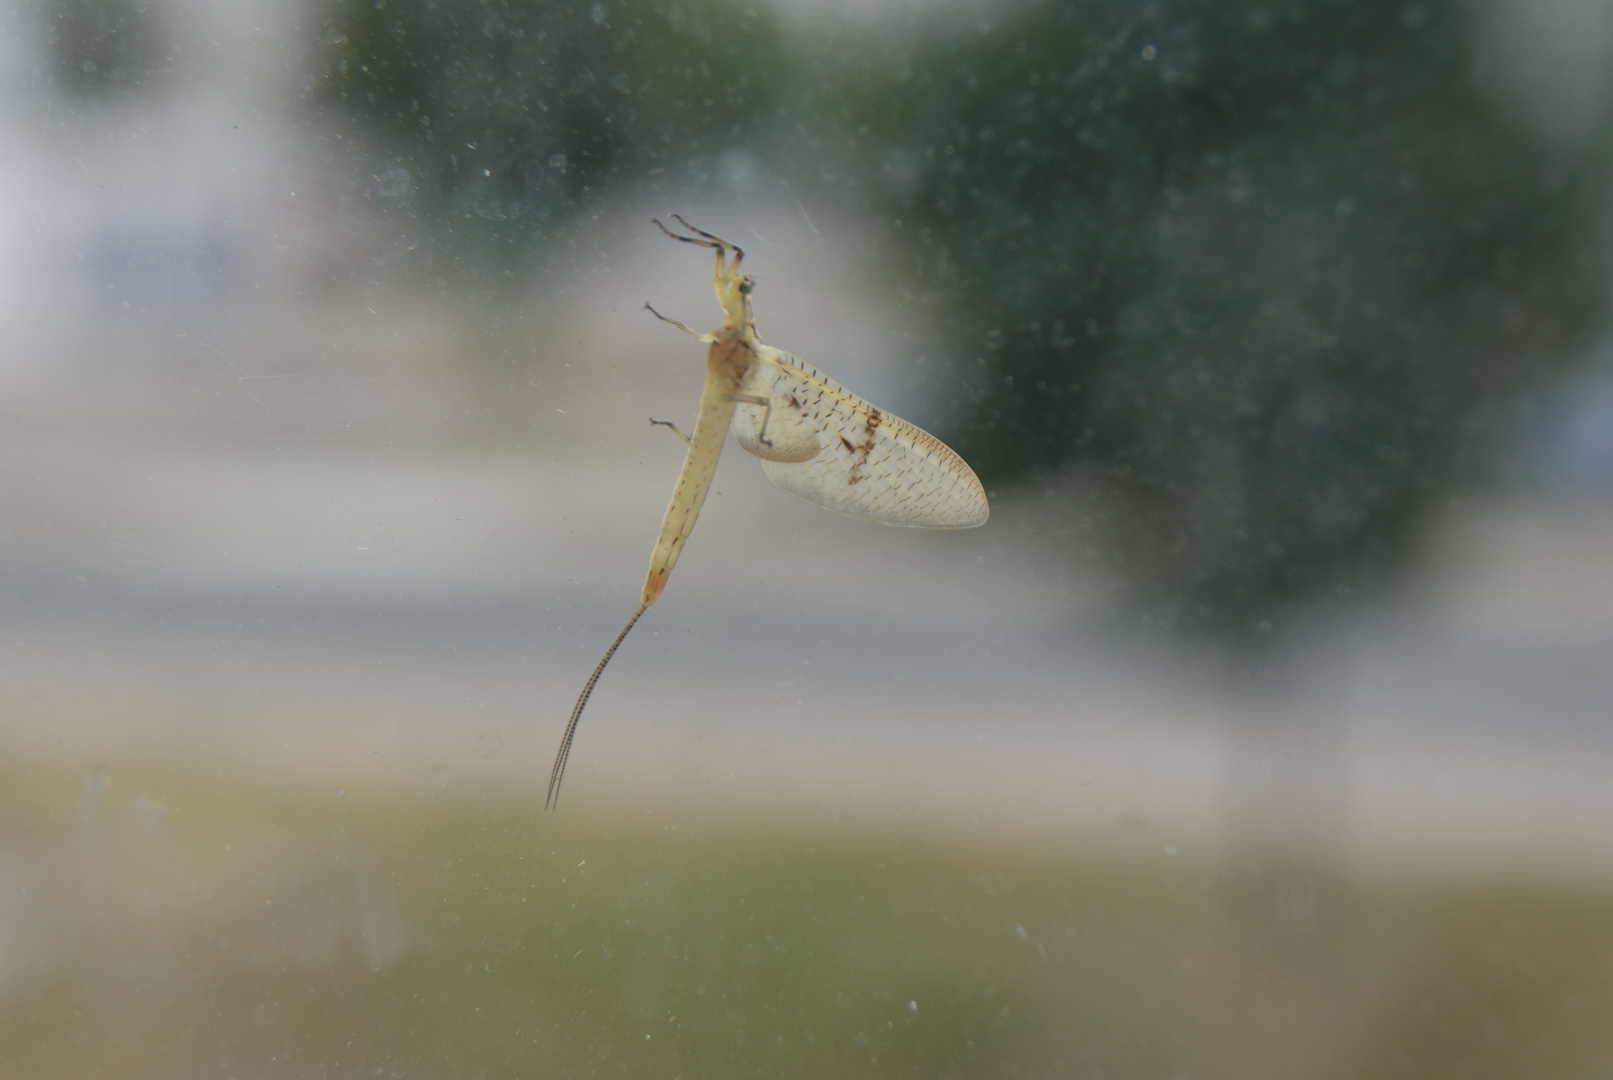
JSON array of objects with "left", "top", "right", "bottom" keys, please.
[{"left": 2, "top": 755, "right": 1611, "bottom": 1079}]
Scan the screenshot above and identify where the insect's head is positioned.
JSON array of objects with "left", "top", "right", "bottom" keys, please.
[
  {"left": 713, "top": 264, "right": 754, "bottom": 331},
  {"left": 650, "top": 217, "right": 756, "bottom": 334}
]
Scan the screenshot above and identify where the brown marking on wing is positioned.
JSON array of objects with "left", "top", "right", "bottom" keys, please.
[
  {"left": 859, "top": 410, "right": 884, "bottom": 481},
  {"left": 841, "top": 410, "right": 882, "bottom": 487}
]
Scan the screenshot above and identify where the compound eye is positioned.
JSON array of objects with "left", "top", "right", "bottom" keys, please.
[{"left": 738, "top": 276, "right": 755, "bottom": 296}]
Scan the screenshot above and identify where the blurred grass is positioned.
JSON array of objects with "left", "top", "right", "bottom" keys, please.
[{"left": 2, "top": 751, "right": 1611, "bottom": 1079}]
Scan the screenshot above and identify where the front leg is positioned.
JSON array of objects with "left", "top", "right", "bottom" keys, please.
[{"left": 644, "top": 302, "right": 714, "bottom": 343}]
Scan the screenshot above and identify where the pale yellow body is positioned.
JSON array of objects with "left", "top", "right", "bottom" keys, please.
[
  {"left": 642, "top": 338, "right": 749, "bottom": 605},
  {"left": 546, "top": 217, "right": 988, "bottom": 808}
]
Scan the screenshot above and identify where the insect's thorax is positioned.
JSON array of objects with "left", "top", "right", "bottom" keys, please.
[{"left": 705, "top": 335, "right": 757, "bottom": 392}]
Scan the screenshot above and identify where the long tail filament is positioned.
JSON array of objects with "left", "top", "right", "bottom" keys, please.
[{"left": 547, "top": 603, "right": 649, "bottom": 809}]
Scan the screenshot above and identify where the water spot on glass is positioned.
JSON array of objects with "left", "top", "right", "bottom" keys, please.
[{"left": 376, "top": 167, "right": 410, "bottom": 198}]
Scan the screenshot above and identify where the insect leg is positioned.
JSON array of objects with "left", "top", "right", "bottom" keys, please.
[
  {"left": 652, "top": 216, "right": 735, "bottom": 278},
  {"left": 653, "top": 216, "right": 727, "bottom": 254},
  {"left": 725, "top": 392, "right": 774, "bottom": 447},
  {"left": 649, "top": 417, "right": 692, "bottom": 444},
  {"left": 644, "top": 302, "right": 714, "bottom": 342},
  {"left": 668, "top": 214, "right": 744, "bottom": 262}
]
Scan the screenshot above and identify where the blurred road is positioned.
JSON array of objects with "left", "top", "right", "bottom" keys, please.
[{"left": 3, "top": 245, "right": 1612, "bottom": 879}]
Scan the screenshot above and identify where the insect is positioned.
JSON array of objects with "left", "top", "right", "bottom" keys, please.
[{"left": 546, "top": 216, "right": 989, "bottom": 808}]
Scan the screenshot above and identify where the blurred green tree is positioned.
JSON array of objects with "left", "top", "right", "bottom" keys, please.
[
  {"left": 305, "top": 0, "right": 1613, "bottom": 641},
  {"left": 799, "top": 0, "right": 1613, "bottom": 639},
  {"left": 305, "top": 0, "right": 788, "bottom": 265},
  {"left": 43, "top": 0, "right": 171, "bottom": 95}
]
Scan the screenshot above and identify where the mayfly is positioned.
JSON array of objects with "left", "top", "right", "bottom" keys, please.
[{"left": 546, "top": 216, "right": 989, "bottom": 808}]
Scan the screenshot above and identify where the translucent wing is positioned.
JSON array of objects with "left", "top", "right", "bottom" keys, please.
[{"left": 729, "top": 345, "right": 989, "bottom": 528}]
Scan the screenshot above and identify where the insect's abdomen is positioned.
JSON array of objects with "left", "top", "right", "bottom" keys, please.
[{"left": 640, "top": 340, "right": 751, "bottom": 605}]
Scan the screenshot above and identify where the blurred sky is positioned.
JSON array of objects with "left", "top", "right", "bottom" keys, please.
[{"left": 1, "top": 0, "right": 1612, "bottom": 884}]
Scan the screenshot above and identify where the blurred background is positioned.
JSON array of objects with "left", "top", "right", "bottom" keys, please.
[{"left": 3, "top": 0, "right": 1613, "bottom": 1075}]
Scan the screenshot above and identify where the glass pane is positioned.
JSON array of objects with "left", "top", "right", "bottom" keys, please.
[{"left": 4, "top": 1, "right": 1611, "bottom": 1077}]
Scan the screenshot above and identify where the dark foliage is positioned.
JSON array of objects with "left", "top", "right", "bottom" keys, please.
[
  {"left": 801, "top": 0, "right": 1613, "bottom": 636},
  {"left": 43, "top": 0, "right": 170, "bottom": 95},
  {"left": 306, "top": 0, "right": 788, "bottom": 260}
]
